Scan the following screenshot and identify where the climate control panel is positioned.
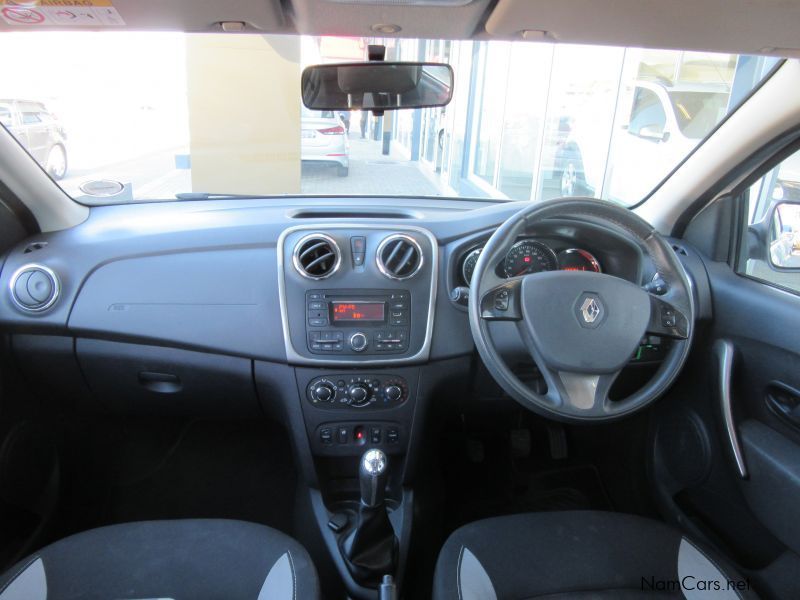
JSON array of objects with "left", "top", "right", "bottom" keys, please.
[{"left": 306, "top": 374, "right": 408, "bottom": 409}]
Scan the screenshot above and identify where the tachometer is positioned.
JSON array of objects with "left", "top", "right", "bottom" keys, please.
[
  {"left": 503, "top": 240, "right": 558, "bottom": 277},
  {"left": 557, "top": 248, "right": 601, "bottom": 273},
  {"left": 461, "top": 248, "right": 482, "bottom": 284}
]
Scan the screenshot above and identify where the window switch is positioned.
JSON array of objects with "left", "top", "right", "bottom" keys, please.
[
  {"left": 320, "top": 428, "right": 333, "bottom": 445},
  {"left": 386, "top": 427, "right": 399, "bottom": 444},
  {"left": 370, "top": 427, "right": 382, "bottom": 444},
  {"left": 337, "top": 426, "right": 348, "bottom": 444}
]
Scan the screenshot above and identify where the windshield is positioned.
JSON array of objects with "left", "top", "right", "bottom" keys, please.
[{"left": 0, "top": 33, "right": 778, "bottom": 206}]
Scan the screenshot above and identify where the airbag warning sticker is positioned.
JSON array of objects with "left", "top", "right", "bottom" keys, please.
[{"left": 1, "top": 0, "right": 125, "bottom": 26}]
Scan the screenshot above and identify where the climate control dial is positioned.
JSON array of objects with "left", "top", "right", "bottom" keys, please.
[
  {"left": 348, "top": 383, "right": 370, "bottom": 406},
  {"left": 306, "top": 374, "right": 409, "bottom": 409},
  {"left": 310, "top": 380, "right": 337, "bottom": 404}
]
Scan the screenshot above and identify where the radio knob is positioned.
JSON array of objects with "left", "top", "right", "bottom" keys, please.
[
  {"left": 384, "top": 385, "right": 403, "bottom": 402},
  {"left": 348, "top": 384, "right": 370, "bottom": 406},
  {"left": 350, "top": 332, "right": 368, "bottom": 352},
  {"left": 311, "top": 382, "right": 336, "bottom": 403}
]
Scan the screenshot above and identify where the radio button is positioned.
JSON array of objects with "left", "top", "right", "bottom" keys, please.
[
  {"left": 350, "top": 332, "right": 368, "bottom": 352},
  {"left": 308, "top": 301, "right": 326, "bottom": 310},
  {"left": 309, "top": 318, "right": 327, "bottom": 327}
]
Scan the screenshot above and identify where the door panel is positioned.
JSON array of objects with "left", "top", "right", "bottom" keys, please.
[{"left": 648, "top": 227, "right": 800, "bottom": 598}]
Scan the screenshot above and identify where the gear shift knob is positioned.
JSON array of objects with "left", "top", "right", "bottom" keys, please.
[{"left": 359, "top": 449, "right": 388, "bottom": 507}]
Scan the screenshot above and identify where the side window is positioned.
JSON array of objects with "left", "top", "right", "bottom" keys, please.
[
  {"left": 21, "top": 112, "right": 41, "bottom": 125},
  {"left": 628, "top": 87, "right": 667, "bottom": 137},
  {"left": 740, "top": 148, "right": 800, "bottom": 293}
]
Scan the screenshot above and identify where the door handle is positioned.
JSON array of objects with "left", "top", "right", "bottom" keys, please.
[
  {"left": 137, "top": 371, "right": 182, "bottom": 394},
  {"left": 766, "top": 383, "right": 800, "bottom": 429},
  {"left": 713, "top": 339, "right": 748, "bottom": 479}
]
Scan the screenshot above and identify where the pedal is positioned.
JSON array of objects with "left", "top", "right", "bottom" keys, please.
[
  {"left": 466, "top": 438, "right": 485, "bottom": 463},
  {"left": 510, "top": 428, "right": 531, "bottom": 458},
  {"left": 547, "top": 424, "right": 568, "bottom": 460}
]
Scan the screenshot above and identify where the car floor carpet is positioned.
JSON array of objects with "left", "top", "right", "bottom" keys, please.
[{"left": 53, "top": 418, "right": 297, "bottom": 543}]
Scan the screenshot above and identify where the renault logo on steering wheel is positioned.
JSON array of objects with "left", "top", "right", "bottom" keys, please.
[
  {"left": 575, "top": 293, "right": 605, "bottom": 329},
  {"left": 581, "top": 297, "right": 601, "bottom": 323}
]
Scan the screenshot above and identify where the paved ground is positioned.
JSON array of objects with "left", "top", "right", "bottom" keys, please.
[
  {"left": 56, "top": 135, "right": 450, "bottom": 202},
  {"left": 300, "top": 136, "right": 450, "bottom": 197}
]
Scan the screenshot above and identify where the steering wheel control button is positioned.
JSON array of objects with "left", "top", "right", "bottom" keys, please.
[
  {"left": 350, "top": 332, "right": 369, "bottom": 352},
  {"left": 494, "top": 289, "right": 510, "bottom": 311},
  {"left": 575, "top": 293, "right": 606, "bottom": 329},
  {"left": 661, "top": 307, "right": 677, "bottom": 328}
]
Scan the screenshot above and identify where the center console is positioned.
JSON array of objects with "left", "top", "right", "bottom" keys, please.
[{"left": 278, "top": 224, "right": 437, "bottom": 598}]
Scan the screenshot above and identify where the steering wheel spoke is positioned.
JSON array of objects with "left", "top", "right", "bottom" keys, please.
[
  {"left": 539, "top": 367, "right": 620, "bottom": 417},
  {"left": 646, "top": 294, "right": 690, "bottom": 339},
  {"left": 479, "top": 276, "right": 523, "bottom": 321}
]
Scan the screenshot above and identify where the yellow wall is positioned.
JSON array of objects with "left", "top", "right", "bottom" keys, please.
[{"left": 186, "top": 35, "right": 301, "bottom": 194}]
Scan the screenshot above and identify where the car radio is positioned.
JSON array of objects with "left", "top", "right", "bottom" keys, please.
[{"left": 306, "top": 289, "right": 410, "bottom": 355}]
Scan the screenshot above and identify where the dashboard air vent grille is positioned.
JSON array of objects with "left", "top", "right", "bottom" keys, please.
[
  {"left": 377, "top": 235, "right": 423, "bottom": 280},
  {"left": 293, "top": 234, "right": 341, "bottom": 279}
]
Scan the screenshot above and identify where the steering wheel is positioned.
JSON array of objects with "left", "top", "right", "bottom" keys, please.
[{"left": 468, "top": 198, "right": 695, "bottom": 423}]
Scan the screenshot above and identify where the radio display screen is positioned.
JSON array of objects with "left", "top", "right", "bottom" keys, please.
[{"left": 331, "top": 302, "right": 386, "bottom": 322}]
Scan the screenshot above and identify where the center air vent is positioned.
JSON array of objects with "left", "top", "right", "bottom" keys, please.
[
  {"left": 293, "top": 234, "right": 341, "bottom": 279},
  {"left": 377, "top": 234, "right": 423, "bottom": 280}
]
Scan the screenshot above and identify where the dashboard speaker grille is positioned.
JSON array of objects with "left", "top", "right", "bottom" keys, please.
[
  {"left": 377, "top": 235, "right": 423, "bottom": 280},
  {"left": 293, "top": 234, "right": 341, "bottom": 279}
]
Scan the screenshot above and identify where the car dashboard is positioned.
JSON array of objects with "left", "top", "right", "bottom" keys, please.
[{"left": 0, "top": 196, "right": 709, "bottom": 457}]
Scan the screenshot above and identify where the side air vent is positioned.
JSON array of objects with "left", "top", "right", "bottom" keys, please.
[
  {"left": 293, "top": 234, "right": 341, "bottom": 279},
  {"left": 377, "top": 234, "right": 424, "bottom": 280},
  {"left": 10, "top": 264, "right": 60, "bottom": 313}
]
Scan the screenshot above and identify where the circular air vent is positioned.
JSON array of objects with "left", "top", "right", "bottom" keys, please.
[
  {"left": 377, "top": 234, "right": 423, "bottom": 280},
  {"left": 292, "top": 233, "right": 341, "bottom": 280},
  {"left": 9, "top": 264, "right": 60, "bottom": 313}
]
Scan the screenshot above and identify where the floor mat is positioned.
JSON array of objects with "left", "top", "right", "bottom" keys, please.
[
  {"left": 55, "top": 418, "right": 297, "bottom": 541},
  {"left": 441, "top": 431, "right": 613, "bottom": 534}
]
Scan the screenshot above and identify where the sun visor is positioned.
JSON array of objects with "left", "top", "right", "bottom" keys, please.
[
  {"left": 485, "top": 0, "right": 800, "bottom": 57},
  {"left": 0, "top": 0, "right": 284, "bottom": 32}
]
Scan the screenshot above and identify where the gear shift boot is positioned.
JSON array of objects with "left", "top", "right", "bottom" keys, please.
[{"left": 342, "top": 449, "right": 398, "bottom": 584}]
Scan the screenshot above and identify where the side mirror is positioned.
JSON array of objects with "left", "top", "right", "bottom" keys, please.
[
  {"left": 769, "top": 201, "right": 800, "bottom": 269},
  {"left": 636, "top": 125, "right": 669, "bottom": 142}
]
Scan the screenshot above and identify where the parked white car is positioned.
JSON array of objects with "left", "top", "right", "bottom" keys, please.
[
  {"left": 301, "top": 107, "right": 349, "bottom": 177},
  {"left": 557, "top": 80, "right": 730, "bottom": 204}
]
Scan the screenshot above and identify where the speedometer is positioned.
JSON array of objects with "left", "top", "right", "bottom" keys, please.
[
  {"left": 503, "top": 240, "right": 558, "bottom": 278},
  {"left": 461, "top": 248, "right": 482, "bottom": 284}
]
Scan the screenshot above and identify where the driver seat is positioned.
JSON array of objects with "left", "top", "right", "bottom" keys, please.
[{"left": 433, "top": 511, "right": 757, "bottom": 599}]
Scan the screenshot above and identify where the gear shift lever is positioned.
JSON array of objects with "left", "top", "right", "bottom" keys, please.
[
  {"left": 360, "top": 449, "right": 388, "bottom": 507},
  {"left": 342, "top": 449, "right": 398, "bottom": 585}
]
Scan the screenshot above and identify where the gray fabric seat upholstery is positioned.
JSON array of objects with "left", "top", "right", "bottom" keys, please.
[
  {"left": 433, "top": 511, "right": 758, "bottom": 600},
  {"left": 0, "top": 519, "right": 320, "bottom": 600}
]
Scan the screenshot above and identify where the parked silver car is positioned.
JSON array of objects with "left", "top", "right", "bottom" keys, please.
[
  {"left": 0, "top": 100, "right": 68, "bottom": 180},
  {"left": 301, "top": 107, "right": 349, "bottom": 177}
]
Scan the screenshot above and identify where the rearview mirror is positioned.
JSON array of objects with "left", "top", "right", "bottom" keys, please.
[{"left": 301, "top": 62, "right": 453, "bottom": 112}]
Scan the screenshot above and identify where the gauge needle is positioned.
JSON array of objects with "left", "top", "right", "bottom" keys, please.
[{"left": 516, "top": 266, "right": 530, "bottom": 276}]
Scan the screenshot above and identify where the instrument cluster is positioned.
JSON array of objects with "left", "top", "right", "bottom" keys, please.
[{"left": 460, "top": 239, "right": 602, "bottom": 285}]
